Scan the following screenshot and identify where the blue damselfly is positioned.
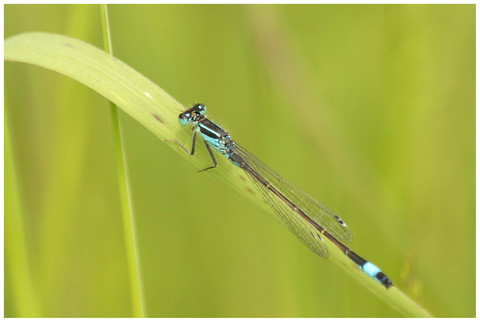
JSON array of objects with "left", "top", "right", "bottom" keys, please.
[{"left": 171, "top": 103, "right": 393, "bottom": 289}]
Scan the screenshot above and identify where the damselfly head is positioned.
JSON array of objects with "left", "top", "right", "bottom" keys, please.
[{"left": 178, "top": 103, "right": 207, "bottom": 126}]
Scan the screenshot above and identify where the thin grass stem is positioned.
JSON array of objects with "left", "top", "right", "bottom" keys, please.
[{"left": 100, "top": 4, "right": 146, "bottom": 317}]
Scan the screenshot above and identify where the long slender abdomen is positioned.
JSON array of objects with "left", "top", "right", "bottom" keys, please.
[{"left": 238, "top": 157, "right": 393, "bottom": 289}]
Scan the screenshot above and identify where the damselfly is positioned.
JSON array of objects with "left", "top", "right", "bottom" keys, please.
[{"left": 170, "top": 103, "right": 393, "bottom": 289}]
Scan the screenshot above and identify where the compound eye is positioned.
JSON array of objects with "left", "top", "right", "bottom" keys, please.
[
  {"left": 194, "top": 103, "right": 207, "bottom": 115},
  {"left": 178, "top": 112, "right": 191, "bottom": 126}
]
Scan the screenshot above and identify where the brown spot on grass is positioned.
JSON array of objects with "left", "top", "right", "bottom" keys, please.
[{"left": 152, "top": 113, "right": 164, "bottom": 123}]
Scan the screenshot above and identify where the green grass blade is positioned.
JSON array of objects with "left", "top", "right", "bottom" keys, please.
[
  {"left": 5, "top": 113, "right": 42, "bottom": 317},
  {"left": 99, "top": 5, "right": 146, "bottom": 317},
  {"left": 4, "top": 32, "right": 431, "bottom": 317}
]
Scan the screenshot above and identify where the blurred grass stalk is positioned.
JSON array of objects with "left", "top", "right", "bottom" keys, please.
[
  {"left": 99, "top": 4, "right": 146, "bottom": 317},
  {"left": 5, "top": 115, "right": 42, "bottom": 316}
]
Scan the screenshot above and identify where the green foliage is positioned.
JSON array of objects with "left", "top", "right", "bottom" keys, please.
[{"left": 5, "top": 4, "right": 474, "bottom": 317}]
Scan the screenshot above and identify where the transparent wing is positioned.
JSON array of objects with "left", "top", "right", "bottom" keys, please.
[
  {"left": 247, "top": 167, "right": 329, "bottom": 258},
  {"left": 235, "top": 143, "right": 353, "bottom": 243}
]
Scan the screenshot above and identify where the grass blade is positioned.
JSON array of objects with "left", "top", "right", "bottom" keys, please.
[
  {"left": 99, "top": 5, "right": 146, "bottom": 317},
  {"left": 4, "top": 32, "right": 431, "bottom": 317},
  {"left": 5, "top": 113, "right": 42, "bottom": 317}
]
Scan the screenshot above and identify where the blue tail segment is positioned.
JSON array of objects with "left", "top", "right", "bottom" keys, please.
[
  {"left": 347, "top": 250, "right": 393, "bottom": 288},
  {"left": 363, "top": 261, "right": 381, "bottom": 277},
  {"left": 362, "top": 262, "right": 393, "bottom": 288}
]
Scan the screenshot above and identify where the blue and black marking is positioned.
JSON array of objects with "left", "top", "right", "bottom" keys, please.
[{"left": 175, "top": 103, "right": 394, "bottom": 289}]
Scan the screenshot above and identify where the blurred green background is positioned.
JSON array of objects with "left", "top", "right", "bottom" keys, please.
[{"left": 4, "top": 4, "right": 475, "bottom": 317}]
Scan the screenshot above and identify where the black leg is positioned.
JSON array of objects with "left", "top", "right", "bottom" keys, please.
[
  {"left": 166, "top": 131, "right": 197, "bottom": 155},
  {"left": 167, "top": 134, "right": 217, "bottom": 172},
  {"left": 197, "top": 140, "right": 218, "bottom": 172},
  {"left": 190, "top": 131, "right": 197, "bottom": 155}
]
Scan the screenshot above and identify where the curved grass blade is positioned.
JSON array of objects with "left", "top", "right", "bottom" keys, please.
[{"left": 4, "top": 32, "right": 431, "bottom": 317}]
